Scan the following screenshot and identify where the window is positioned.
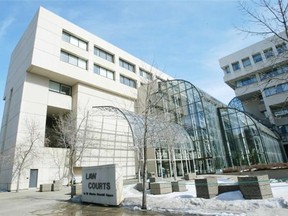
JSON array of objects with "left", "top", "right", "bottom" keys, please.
[
  {"left": 242, "top": 57, "right": 251, "bottom": 67},
  {"left": 276, "top": 43, "right": 287, "bottom": 54},
  {"left": 263, "top": 48, "right": 274, "bottom": 59},
  {"left": 139, "top": 68, "right": 153, "bottom": 80},
  {"left": 60, "top": 51, "right": 87, "bottom": 69},
  {"left": 119, "top": 59, "right": 135, "bottom": 72},
  {"left": 49, "top": 80, "right": 71, "bottom": 95},
  {"left": 260, "top": 64, "right": 288, "bottom": 80},
  {"left": 272, "top": 107, "right": 288, "bottom": 117},
  {"left": 252, "top": 53, "right": 263, "bottom": 63},
  {"left": 236, "top": 75, "right": 257, "bottom": 87},
  {"left": 94, "top": 47, "right": 114, "bottom": 62},
  {"left": 222, "top": 65, "right": 231, "bottom": 74},
  {"left": 232, "top": 62, "right": 240, "bottom": 71},
  {"left": 120, "top": 75, "right": 136, "bottom": 88},
  {"left": 278, "top": 124, "right": 288, "bottom": 142},
  {"left": 264, "top": 82, "right": 288, "bottom": 97},
  {"left": 94, "top": 64, "right": 114, "bottom": 80},
  {"left": 62, "top": 31, "right": 88, "bottom": 51}
]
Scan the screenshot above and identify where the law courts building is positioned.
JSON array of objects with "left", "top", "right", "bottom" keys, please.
[{"left": 0, "top": 7, "right": 285, "bottom": 191}]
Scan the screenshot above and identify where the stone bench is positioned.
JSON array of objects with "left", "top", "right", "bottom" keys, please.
[
  {"left": 150, "top": 182, "right": 172, "bottom": 195},
  {"left": 238, "top": 175, "right": 273, "bottom": 199},
  {"left": 195, "top": 177, "right": 218, "bottom": 199},
  {"left": 40, "top": 184, "right": 52, "bottom": 192},
  {"left": 218, "top": 184, "right": 239, "bottom": 194},
  {"left": 171, "top": 181, "right": 187, "bottom": 192}
]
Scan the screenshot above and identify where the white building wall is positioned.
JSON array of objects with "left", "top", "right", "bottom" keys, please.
[{"left": 0, "top": 7, "right": 172, "bottom": 191}]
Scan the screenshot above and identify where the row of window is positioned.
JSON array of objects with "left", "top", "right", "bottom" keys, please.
[
  {"left": 260, "top": 64, "right": 288, "bottom": 81},
  {"left": 223, "top": 42, "right": 287, "bottom": 74},
  {"left": 49, "top": 80, "right": 72, "bottom": 95},
  {"left": 62, "top": 31, "right": 154, "bottom": 80},
  {"left": 60, "top": 51, "right": 87, "bottom": 69},
  {"left": 60, "top": 52, "right": 138, "bottom": 89},
  {"left": 236, "top": 75, "right": 257, "bottom": 87},
  {"left": 264, "top": 82, "right": 288, "bottom": 97},
  {"left": 272, "top": 107, "right": 288, "bottom": 117},
  {"left": 233, "top": 63, "right": 288, "bottom": 89}
]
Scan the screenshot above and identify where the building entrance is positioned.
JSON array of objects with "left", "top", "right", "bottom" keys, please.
[{"left": 29, "top": 169, "right": 38, "bottom": 188}]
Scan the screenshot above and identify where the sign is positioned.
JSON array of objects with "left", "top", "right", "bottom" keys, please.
[{"left": 82, "top": 164, "right": 123, "bottom": 205}]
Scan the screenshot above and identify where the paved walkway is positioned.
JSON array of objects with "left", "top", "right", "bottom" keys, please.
[{"left": 0, "top": 186, "right": 169, "bottom": 216}]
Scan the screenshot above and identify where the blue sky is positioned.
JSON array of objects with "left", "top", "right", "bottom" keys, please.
[{"left": 0, "top": 0, "right": 264, "bottom": 125}]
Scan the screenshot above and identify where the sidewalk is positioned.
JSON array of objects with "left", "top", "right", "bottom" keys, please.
[{"left": 0, "top": 186, "right": 167, "bottom": 216}]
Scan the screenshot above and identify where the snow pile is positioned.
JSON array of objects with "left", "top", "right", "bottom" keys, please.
[{"left": 121, "top": 178, "right": 288, "bottom": 216}]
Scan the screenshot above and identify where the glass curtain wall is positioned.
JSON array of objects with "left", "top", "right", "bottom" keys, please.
[
  {"left": 149, "top": 80, "right": 226, "bottom": 174},
  {"left": 218, "top": 107, "right": 283, "bottom": 168}
]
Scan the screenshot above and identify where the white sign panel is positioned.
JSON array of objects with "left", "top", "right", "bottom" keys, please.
[{"left": 82, "top": 164, "right": 123, "bottom": 205}]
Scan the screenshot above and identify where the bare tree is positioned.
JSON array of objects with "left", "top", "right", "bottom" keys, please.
[
  {"left": 12, "top": 119, "right": 41, "bottom": 192},
  {"left": 51, "top": 110, "right": 90, "bottom": 198},
  {"left": 136, "top": 79, "right": 191, "bottom": 209},
  {"left": 238, "top": 0, "right": 288, "bottom": 40}
]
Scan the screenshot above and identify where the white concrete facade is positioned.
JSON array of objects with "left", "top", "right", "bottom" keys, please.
[
  {"left": 219, "top": 33, "right": 288, "bottom": 158},
  {"left": 0, "top": 7, "right": 172, "bottom": 191}
]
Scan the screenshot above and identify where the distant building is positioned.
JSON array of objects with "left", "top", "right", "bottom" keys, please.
[
  {"left": 0, "top": 7, "right": 284, "bottom": 191},
  {"left": 219, "top": 32, "right": 288, "bottom": 158}
]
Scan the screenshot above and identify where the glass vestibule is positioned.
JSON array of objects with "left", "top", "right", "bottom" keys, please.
[{"left": 90, "top": 106, "right": 195, "bottom": 178}]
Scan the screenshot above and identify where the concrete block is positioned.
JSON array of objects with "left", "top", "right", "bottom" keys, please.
[
  {"left": 195, "top": 177, "right": 218, "bottom": 199},
  {"left": 184, "top": 173, "right": 196, "bottom": 180},
  {"left": 148, "top": 172, "right": 156, "bottom": 178},
  {"left": 53, "top": 180, "right": 62, "bottom": 185},
  {"left": 40, "top": 184, "right": 52, "bottom": 192},
  {"left": 51, "top": 183, "right": 61, "bottom": 191},
  {"left": 136, "top": 182, "right": 149, "bottom": 191},
  {"left": 171, "top": 181, "right": 187, "bottom": 192},
  {"left": 71, "top": 184, "right": 82, "bottom": 196},
  {"left": 149, "top": 177, "right": 161, "bottom": 183},
  {"left": 238, "top": 175, "right": 273, "bottom": 199},
  {"left": 150, "top": 182, "right": 172, "bottom": 195}
]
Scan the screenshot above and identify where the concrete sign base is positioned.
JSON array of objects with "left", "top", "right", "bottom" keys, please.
[{"left": 82, "top": 164, "right": 123, "bottom": 206}]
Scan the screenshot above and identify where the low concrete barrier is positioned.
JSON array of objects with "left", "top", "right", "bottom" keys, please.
[{"left": 150, "top": 182, "right": 172, "bottom": 195}]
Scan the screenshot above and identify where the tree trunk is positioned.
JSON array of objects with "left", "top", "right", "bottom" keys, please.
[
  {"left": 16, "top": 170, "right": 21, "bottom": 192},
  {"left": 141, "top": 143, "right": 147, "bottom": 209}
]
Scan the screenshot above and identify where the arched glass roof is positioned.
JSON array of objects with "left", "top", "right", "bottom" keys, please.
[
  {"left": 90, "top": 106, "right": 193, "bottom": 151},
  {"left": 228, "top": 97, "right": 245, "bottom": 112}
]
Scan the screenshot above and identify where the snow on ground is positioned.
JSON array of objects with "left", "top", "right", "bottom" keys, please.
[{"left": 121, "top": 176, "right": 288, "bottom": 216}]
